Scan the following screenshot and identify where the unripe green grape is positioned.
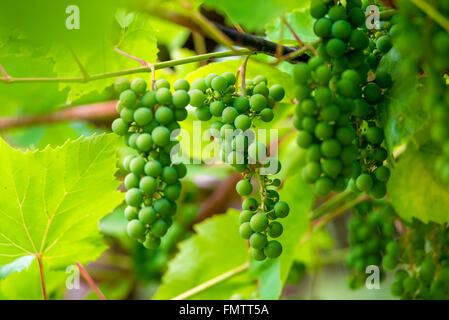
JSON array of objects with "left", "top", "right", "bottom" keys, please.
[
  {"left": 125, "top": 206, "right": 139, "bottom": 221},
  {"left": 315, "top": 122, "right": 333, "bottom": 140},
  {"left": 326, "top": 38, "right": 346, "bottom": 58},
  {"left": 138, "top": 206, "right": 157, "bottom": 224},
  {"left": 386, "top": 241, "right": 400, "bottom": 256},
  {"left": 349, "top": 29, "right": 369, "bottom": 50},
  {"left": 314, "top": 87, "right": 332, "bottom": 106},
  {"left": 252, "top": 248, "right": 266, "bottom": 261},
  {"left": 130, "top": 157, "right": 146, "bottom": 176},
  {"left": 239, "top": 210, "right": 254, "bottom": 223},
  {"left": 310, "top": 0, "right": 328, "bottom": 19},
  {"left": 369, "top": 181, "right": 386, "bottom": 199},
  {"left": 114, "top": 77, "right": 130, "bottom": 93},
  {"left": 222, "top": 72, "right": 236, "bottom": 85},
  {"left": 162, "top": 166, "right": 178, "bottom": 184},
  {"left": 249, "top": 94, "right": 267, "bottom": 112},
  {"left": 151, "top": 219, "right": 168, "bottom": 237},
  {"left": 353, "top": 99, "right": 369, "bottom": 118},
  {"left": 153, "top": 198, "right": 171, "bottom": 215},
  {"left": 303, "top": 162, "right": 321, "bottom": 182},
  {"left": 313, "top": 18, "right": 332, "bottom": 38},
  {"left": 133, "top": 108, "right": 152, "bottom": 127},
  {"left": 144, "top": 160, "right": 162, "bottom": 177},
  {"left": 143, "top": 234, "right": 161, "bottom": 249},
  {"left": 191, "top": 78, "right": 207, "bottom": 92},
  {"left": 127, "top": 219, "right": 146, "bottom": 239},
  {"left": 328, "top": 5, "right": 346, "bottom": 21},
  {"left": 195, "top": 107, "right": 212, "bottom": 121},
  {"left": 337, "top": 79, "right": 356, "bottom": 98},
  {"left": 295, "top": 85, "right": 310, "bottom": 101},
  {"left": 210, "top": 101, "right": 225, "bottom": 117},
  {"left": 126, "top": 133, "right": 139, "bottom": 149},
  {"left": 268, "top": 221, "right": 283, "bottom": 238},
  {"left": 314, "top": 177, "right": 333, "bottom": 196},
  {"left": 155, "top": 106, "right": 173, "bottom": 124},
  {"left": 300, "top": 99, "right": 316, "bottom": 115},
  {"left": 151, "top": 126, "right": 171, "bottom": 147},
  {"left": 366, "top": 126, "right": 384, "bottom": 145},
  {"left": 239, "top": 222, "right": 254, "bottom": 239},
  {"left": 332, "top": 20, "right": 352, "bottom": 40},
  {"left": 155, "top": 79, "right": 170, "bottom": 90},
  {"left": 155, "top": 88, "right": 172, "bottom": 105},
  {"left": 234, "top": 114, "right": 252, "bottom": 131},
  {"left": 243, "top": 197, "right": 258, "bottom": 211},
  {"left": 222, "top": 107, "right": 239, "bottom": 124},
  {"left": 220, "top": 123, "right": 235, "bottom": 139},
  {"left": 307, "top": 144, "right": 322, "bottom": 162},
  {"left": 297, "top": 131, "right": 313, "bottom": 148},
  {"left": 308, "top": 56, "right": 325, "bottom": 70},
  {"left": 356, "top": 173, "right": 373, "bottom": 192},
  {"left": 322, "top": 158, "right": 342, "bottom": 177},
  {"left": 130, "top": 78, "right": 147, "bottom": 94},
  {"left": 136, "top": 134, "right": 152, "bottom": 152},
  {"left": 125, "top": 188, "right": 143, "bottom": 207},
  {"left": 174, "top": 79, "right": 190, "bottom": 91},
  {"left": 233, "top": 96, "right": 250, "bottom": 113},
  {"left": 348, "top": 7, "right": 365, "bottom": 27},
  {"left": 375, "top": 71, "right": 392, "bottom": 88},
  {"left": 269, "top": 84, "right": 285, "bottom": 101},
  {"left": 172, "top": 90, "right": 190, "bottom": 109},
  {"left": 374, "top": 166, "right": 390, "bottom": 182},
  {"left": 390, "top": 280, "right": 403, "bottom": 297},
  {"left": 301, "top": 116, "right": 316, "bottom": 133},
  {"left": 376, "top": 35, "right": 392, "bottom": 54},
  {"left": 124, "top": 173, "right": 139, "bottom": 190},
  {"left": 122, "top": 155, "right": 135, "bottom": 172},
  {"left": 260, "top": 108, "right": 274, "bottom": 122},
  {"left": 211, "top": 76, "right": 228, "bottom": 92},
  {"left": 205, "top": 73, "right": 218, "bottom": 88},
  {"left": 250, "top": 213, "right": 268, "bottom": 232},
  {"left": 253, "top": 83, "right": 269, "bottom": 97},
  {"left": 140, "top": 176, "right": 158, "bottom": 194},
  {"left": 141, "top": 91, "right": 157, "bottom": 108},
  {"left": 236, "top": 179, "right": 253, "bottom": 196},
  {"left": 364, "top": 83, "right": 381, "bottom": 104},
  {"left": 293, "top": 63, "right": 312, "bottom": 84},
  {"left": 112, "top": 118, "right": 128, "bottom": 135},
  {"left": 264, "top": 240, "right": 282, "bottom": 258},
  {"left": 164, "top": 184, "right": 181, "bottom": 201},
  {"left": 382, "top": 254, "right": 398, "bottom": 270},
  {"left": 173, "top": 163, "right": 187, "bottom": 179},
  {"left": 120, "top": 108, "right": 134, "bottom": 123},
  {"left": 120, "top": 89, "right": 137, "bottom": 108},
  {"left": 320, "top": 105, "right": 340, "bottom": 121},
  {"left": 403, "top": 277, "right": 419, "bottom": 294},
  {"left": 274, "top": 201, "right": 289, "bottom": 218},
  {"left": 174, "top": 108, "right": 188, "bottom": 121},
  {"left": 253, "top": 75, "right": 267, "bottom": 85},
  {"left": 249, "top": 232, "right": 268, "bottom": 249},
  {"left": 315, "top": 64, "right": 332, "bottom": 84},
  {"left": 321, "top": 139, "right": 342, "bottom": 157}
]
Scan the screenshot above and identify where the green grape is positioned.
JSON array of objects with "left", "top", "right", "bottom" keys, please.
[
  {"left": 403, "top": 277, "right": 419, "bottom": 294},
  {"left": 315, "top": 64, "right": 332, "bottom": 84},
  {"left": 234, "top": 114, "right": 252, "bottom": 131},
  {"left": 155, "top": 106, "right": 174, "bottom": 124},
  {"left": 125, "top": 206, "right": 139, "bottom": 221},
  {"left": 162, "top": 166, "right": 178, "bottom": 184},
  {"left": 155, "top": 88, "right": 172, "bottom": 105},
  {"left": 151, "top": 126, "right": 171, "bottom": 147},
  {"left": 268, "top": 221, "right": 283, "bottom": 238},
  {"left": 260, "top": 108, "right": 274, "bottom": 122},
  {"left": 130, "top": 157, "right": 146, "bottom": 176},
  {"left": 133, "top": 108, "right": 153, "bottom": 126},
  {"left": 239, "top": 210, "right": 254, "bottom": 223},
  {"left": 112, "top": 118, "right": 128, "bottom": 135},
  {"left": 249, "top": 94, "right": 267, "bottom": 111},
  {"left": 139, "top": 176, "right": 158, "bottom": 194},
  {"left": 303, "top": 162, "right": 321, "bottom": 182},
  {"left": 332, "top": 20, "right": 352, "bottom": 40},
  {"left": 269, "top": 84, "right": 285, "bottom": 101},
  {"left": 191, "top": 78, "right": 207, "bottom": 92},
  {"left": 195, "top": 107, "right": 212, "bottom": 121},
  {"left": 315, "top": 122, "right": 333, "bottom": 140},
  {"left": 320, "top": 105, "right": 340, "bottom": 121},
  {"left": 172, "top": 90, "right": 190, "bottom": 109},
  {"left": 356, "top": 173, "right": 373, "bottom": 192},
  {"left": 376, "top": 35, "right": 392, "bottom": 54},
  {"left": 120, "top": 89, "right": 137, "bottom": 108},
  {"left": 236, "top": 179, "right": 253, "bottom": 196},
  {"left": 138, "top": 206, "right": 157, "bottom": 224},
  {"left": 321, "top": 139, "right": 342, "bottom": 157},
  {"left": 348, "top": 7, "right": 365, "bottom": 27},
  {"left": 264, "top": 240, "right": 282, "bottom": 258},
  {"left": 375, "top": 71, "right": 392, "bottom": 88},
  {"left": 130, "top": 78, "right": 147, "bottom": 94},
  {"left": 252, "top": 248, "right": 266, "bottom": 261},
  {"left": 153, "top": 198, "right": 171, "bottom": 215},
  {"left": 294, "top": 63, "right": 312, "bottom": 84},
  {"left": 136, "top": 133, "right": 153, "bottom": 151},
  {"left": 250, "top": 213, "right": 268, "bottom": 232},
  {"left": 364, "top": 83, "right": 381, "bottom": 104},
  {"left": 151, "top": 219, "right": 168, "bottom": 237},
  {"left": 349, "top": 29, "right": 369, "bottom": 50},
  {"left": 222, "top": 107, "right": 239, "bottom": 124},
  {"left": 211, "top": 76, "right": 228, "bottom": 92},
  {"left": 314, "top": 18, "right": 333, "bottom": 38},
  {"left": 326, "top": 39, "right": 346, "bottom": 58},
  {"left": 125, "top": 188, "right": 143, "bottom": 207},
  {"left": 274, "top": 201, "right": 289, "bottom": 218},
  {"left": 328, "top": 5, "right": 346, "bottom": 21},
  {"left": 174, "top": 108, "right": 188, "bottom": 121},
  {"left": 239, "top": 222, "right": 254, "bottom": 239},
  {"left": 174, "top": 79, "right": 190, "bottom": 91},
  {"left": 297, "top": 131, "right": 313, "bottom": 148},
  {"left": 222, "top": 72, "right": 237, "bottom": 85},
  {"left": 144, "top": 160, "right": 162, "bottom": 177},
  {"left": 141, "top": 91, "right": 157, "bottom": 108},
  {"left": 310, "top": 0, "right": 328, "bottom": 19},
  {"left": 155, "top": 79, "right": 170, "bottom": 90},
  {"left": 233, "top": 96, "right": 250, "bottom": 113},
  {"left": 249, "top": 232, "right": 268, "bottom": 249},
  {"left": 314, "top": 177, "right": 333, "bottom": 196},
  {"left": 143, "top": 234, "right": 161, "bottom": 250},
  {"left": 382, "top": 254, "right": 398, "bottom": 270},
  {"left": 124, "top": 173, "right": 139, "bottom": 190},
  {"left": 209, "top": 100, "right": 225, "bottom": 117},
  {"left": 127, "top": 219, "right": 146, "bottom": 239},
  {"left": 114, "top": 77, "right": 130, "bottom": 93},
  {"left": 365, "top": 126, "right": 384, "bottom": 145},
  {"left": 243, "top": 198, "right": 258, "bottom": 211},
  {"left": 374, "top": 166, "right": 390, "bottom": 182},
  {"left": 120, "top": 108, "right": 134, "bottom": 123},
  {"left": 248, "top": 142, "right": 267, "bottom": 163}
]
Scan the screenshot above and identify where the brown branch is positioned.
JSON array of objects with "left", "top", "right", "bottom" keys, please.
[{"left": 0, "top": 101, "right": 118, "bottom": 130}]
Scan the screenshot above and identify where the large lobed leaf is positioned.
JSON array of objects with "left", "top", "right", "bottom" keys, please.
[{"left": 0, "top": 134, "right": 123, "bottom": 271}]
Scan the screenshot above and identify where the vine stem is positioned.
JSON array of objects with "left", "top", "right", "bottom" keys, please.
[
  {"left": 239, "top": 56, "right": 250, "bottom": 96},
  {"left": 171, "top": 262, "right": 249, "bottom": 300},
  {"left": 0, "top": 49, "right": 254, "bottom": 84},
  {"left": 410, "top": 0, "right": 449, "bottom": 33},
  {"left": 36, "top": 254, "right": 47, "bottom": 300},
  {"left": 76, "top": 262, "right": 107, "bottom": 300}
]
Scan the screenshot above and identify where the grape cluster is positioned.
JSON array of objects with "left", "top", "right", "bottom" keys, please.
[
  {"left": 345, "top": 201, "right": 397, "bottom": 288},
  {"left": 112, "top": 77, "right": 188, "bottom": 249},
  {"left": 392, "top": 0, "right": 449, "bottom": 183},
  {"left": 387, "top": 220, "right": 449, "bottom": 299},
  {"left": 187, "top": 72, "right": 288, "bottom": 260},
  {"left": 294, "top": 0, "right": 392, "bottom": 198}
]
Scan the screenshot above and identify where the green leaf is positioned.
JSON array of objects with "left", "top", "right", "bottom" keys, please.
[
  {"left": 0, "top": 134, "right": 123, "bottom": 270},
  {"left": 377, "top": 48, "right": 428, "bottom": 152},
  {"left": 154, "top": 209, "right": 256, "bottom": 300},
  {"left": 0, "top": 255, "right": 34, "bottom": 279},
  {"left": 250, "top": 172, "right": 313, "bottom": 299},
  {"left": 266, "top": 4, "right": 318, "bottom": 44},
  {"left": 202, "top": 0, "right": 299, "bottom": 32},
  {"left": 388, "top": 143, "right": 449, "bottom": 224}
]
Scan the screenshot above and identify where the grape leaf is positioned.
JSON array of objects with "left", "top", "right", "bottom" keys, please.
[
  {"left": 250, "top": 171, "right": 313, "bottom": 299},
  {"left": 377, "top": 48, "right": 428, "bottom": 153},
  {"left": 388, "top": 143, "right": 449, "bottom": 224},
  {"left": 154, "top": 210, "right": 257, "bottom": 300},
  {"left": 0, "top": 134, "right": 123, "bottom": 270},
  {"left": 265, "top": 3, "right": 318, "bottom": 45}
]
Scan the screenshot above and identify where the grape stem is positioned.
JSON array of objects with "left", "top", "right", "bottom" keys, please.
[
  {"left": 171, "top": 262, "right": 249, "bottom": 300},
  {"left": 76, "top": 262, "right": 107, "bottom": 300},
  {"left": 36, "top": 254, "right": 47, "bottom": 300},
  {"left": 239, "top": 56, "right": 250, "bottom": 96},
  {"left": 0, "top": 49, "right": 254, "bottom": 84}
]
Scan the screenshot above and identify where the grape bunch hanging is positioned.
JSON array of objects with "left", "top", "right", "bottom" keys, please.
[
  {"left": 294, "top": 0, "right": 392, "bottom": 198},
  {"left": 111, "top": 77, "right": 189, "bottom": 250}
]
